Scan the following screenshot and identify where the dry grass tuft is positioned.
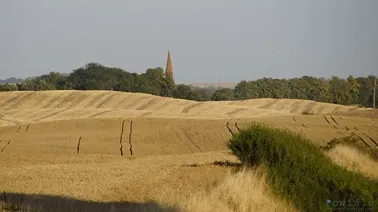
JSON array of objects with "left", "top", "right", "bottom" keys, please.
[
  {"left": 175, "top": 168, "right": 297, "bottom": 212},
  {"left": 326, "top": 144, "right": 378, "bottom": 179}
]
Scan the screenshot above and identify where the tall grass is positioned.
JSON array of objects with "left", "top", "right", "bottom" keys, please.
[
  {"left": 227, "top": 123, "right": 378, "bottom": 212},
  {"left": 177, "top": 168, "right": 297, "bottom": 212},
  {"left": 323, "top": 134, "right": 378, "bottom": 161},
  {"left": 326, "top": 144, "right": 378, "bottom": 180}
]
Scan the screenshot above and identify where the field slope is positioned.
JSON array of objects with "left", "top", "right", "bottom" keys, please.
[{"left": 0, "top": 90, "right": 377, "bottom": 211}]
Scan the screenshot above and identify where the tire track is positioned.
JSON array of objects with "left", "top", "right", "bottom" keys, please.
[
  {"left": 331, "top": 106, "right": 342, "bottom": 114},
  {"left": 1, "top": 140, "right": 11, "bottom": 152},
  {"left": 137, "top": 111, "right": 153, "bottom": 118},
  {"left": 122, "top": 95, "right": 150, "bottom": 110},
  {"left": 355, "top": 134, "right": 372, "bottom": 149},
  {"left": 16, "top": 126, "right": 21, "bottom": 133},
  {"left": 235, "top": 119, "right": 241, "bottom": 131},
  {"left": 76, "top": 137, "right": 82, "bottom": 154},
  {"left": 170, "top": 126, "right": 195, "bottom": 153},
  {"left": 137, "top": 98, "right": 160, "bottom": 110},
  {"left": 25, "top": 124, "right": 30, "bottom": 132},
  {"left": 226, "top": 121, "right": 234, "bottom": 136},
  {"left": 362, "top": 133, "right": 378, "bottom": 148},
  {"left": 41, "top": 92, "right": 67, "bottom": 108},
  {"left": 178, "top": 125, "right": 202, "bottom": 152},
  {"left": 34, "top": 109, "right": 66, "bottom": 121},
  {"left": 0, "top": 92, "right": 35, "bottom": 109},
  {"left": 119, "top": 119, "right": 126, "bottom": 156},
  {"left": 181, "top": 103, "right": 202, "bottom": 113},
  {"left": 5, "top": 92, "right": 36, "bottom": 109},
  {"left": 66, "top": 92, "right": 92, "bottom": 108},
  {"left": 323, "top": 116, "right": 331, "bottom": 125},
  {"left": 128, "top": 120, "right": 133, "bottom": 156},
  {"left": 0, "top": 95, "right": 19, "bottom": 108},
  {"left": 55, "top": 92, "right": 79, "bottom": 108},
  {"left": 154, "top": 100, "right": 173, "bottom": 111},
  {"left": 95, "top": 93, "right": 119, "bottom": 108},
  {"left": 88, "top": 110, "right": 112, "bottom": 118},
  {"left": 226, "top": 108, "right": 248, "bottom": 116},
  {"left": 83, "top": 92, "right": 110, "bottom": 108},
  {"left": 331, "top": 116, "right": 340, "bottom": 125}
]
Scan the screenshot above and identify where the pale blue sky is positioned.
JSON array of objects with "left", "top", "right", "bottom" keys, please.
[{"left": 1, "top": 0, "right": 377, "bottom": 83}]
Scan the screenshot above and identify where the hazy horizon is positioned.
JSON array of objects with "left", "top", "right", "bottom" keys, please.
[{"left": 1, "top": 0, "right": 377, "bottom": 84}]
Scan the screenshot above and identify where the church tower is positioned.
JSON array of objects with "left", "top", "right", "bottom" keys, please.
[{"left": 165, "top": 51, "right": 174, "bottom": 80}]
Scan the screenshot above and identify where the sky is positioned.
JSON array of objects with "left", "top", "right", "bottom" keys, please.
[{"left": 0, "top": 0, "right": 377, "bottom": 84}]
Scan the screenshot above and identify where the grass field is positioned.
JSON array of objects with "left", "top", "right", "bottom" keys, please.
[{"left": 0, "top": 91, "right": 377, "bottom": 211}]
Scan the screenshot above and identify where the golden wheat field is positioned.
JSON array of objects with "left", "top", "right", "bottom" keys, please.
[{"left": 0, "top": 90, "right": 378, "bottom": 212}]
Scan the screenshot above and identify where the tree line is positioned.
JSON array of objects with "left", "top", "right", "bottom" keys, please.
[
  {"left": 0, "top": 62, "right": 376, "bottom": 107},
  {"left": 212, "top": 76, "right": 377, "bottom": 107},
  {"left": 0, "top": 63, "right": 216, "bottom": 101}
]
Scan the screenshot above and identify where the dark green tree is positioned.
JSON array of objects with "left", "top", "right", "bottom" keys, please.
[
  {"left": 39, "top": 72, "right": 72, "bottom": 90},
  {"left": 347, "top": 75, "right": 359, "bottom": 105},
  {"left": 0, "top": 83, "right": 18, "bottom": 91},
  {"left": 357, "top": 76, "right": 377, "bottom": 107},
  {"left": 187, "top": 87, "right": 211, "bottom": 101},
  {"left": 173, "top": 84, "right": 192, "bottom": 99},
  {"left": 211, "top": 88, "right": 235, "bottom": 101},
  {"left": 161, "top": 76, "right": 175, "bottom": 97},
  {"left": 234, "top": 80, "right": 258, "bottom": 100},
  {"left": 20, "top": 78, "right": 56, "bottom": 91},
  {"left": 329, "top": 76, "right": 352, "bottom": 105}
]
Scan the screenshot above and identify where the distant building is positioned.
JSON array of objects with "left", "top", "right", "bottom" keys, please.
[{"left": 164, "top": 51, "right": 174, "bottom": 80}]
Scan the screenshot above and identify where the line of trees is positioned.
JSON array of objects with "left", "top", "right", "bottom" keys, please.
[
  {"left": 0, "top": 62, "right": 376, "bottom": 107},
  {"left": 0, "top": 63, "right": 216, "bottom": 101},
  {"left": 212, "top": 76, "right": 377, "bottom": 107}
]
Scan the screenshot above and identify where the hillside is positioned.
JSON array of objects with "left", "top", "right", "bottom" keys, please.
[
  {"left": 0, "top": 90, "right": 374, "bottom": 126},
  {"left": 0, "top": 90, "right": 377, "bottom": 156},
  {"left": 0, "top": 90, "right": 377, "bottom": 211}
]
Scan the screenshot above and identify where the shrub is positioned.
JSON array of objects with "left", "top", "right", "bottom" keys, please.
[{"left": 227, "top": 123, "right": 378, "bottom": 212}]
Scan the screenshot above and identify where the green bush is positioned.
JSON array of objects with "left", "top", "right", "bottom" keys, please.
[{"left": 227, "top": 123, "right": 378, "bottom": 212}]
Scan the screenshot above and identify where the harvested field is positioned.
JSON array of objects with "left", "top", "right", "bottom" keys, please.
[
  {"left": 0, "top": 90, "right": 377, "bottom": 211},
  {"left": 0, "top": 91, "right": 376, "bottom": 124}
]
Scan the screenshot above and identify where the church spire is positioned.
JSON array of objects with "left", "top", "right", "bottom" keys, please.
[{"left": 165, "top": 50, "right": 173, "bottom": 80}]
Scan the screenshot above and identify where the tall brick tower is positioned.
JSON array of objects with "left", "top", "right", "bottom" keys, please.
[{"left": 165, "top": 51, "right": 174, "bottom": 80}]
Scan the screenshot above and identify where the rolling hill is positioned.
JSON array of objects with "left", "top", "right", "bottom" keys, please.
[{"left": 0, "top": 90, "right": 377, "bottom": 211}]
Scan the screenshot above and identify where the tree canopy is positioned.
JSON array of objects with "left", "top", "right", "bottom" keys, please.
[
  {"left": 232, "top": 75, "right": 376, "bottom": 107},
  {"left": 1, "top": 62, "right": 376, "bottom": 107}
]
